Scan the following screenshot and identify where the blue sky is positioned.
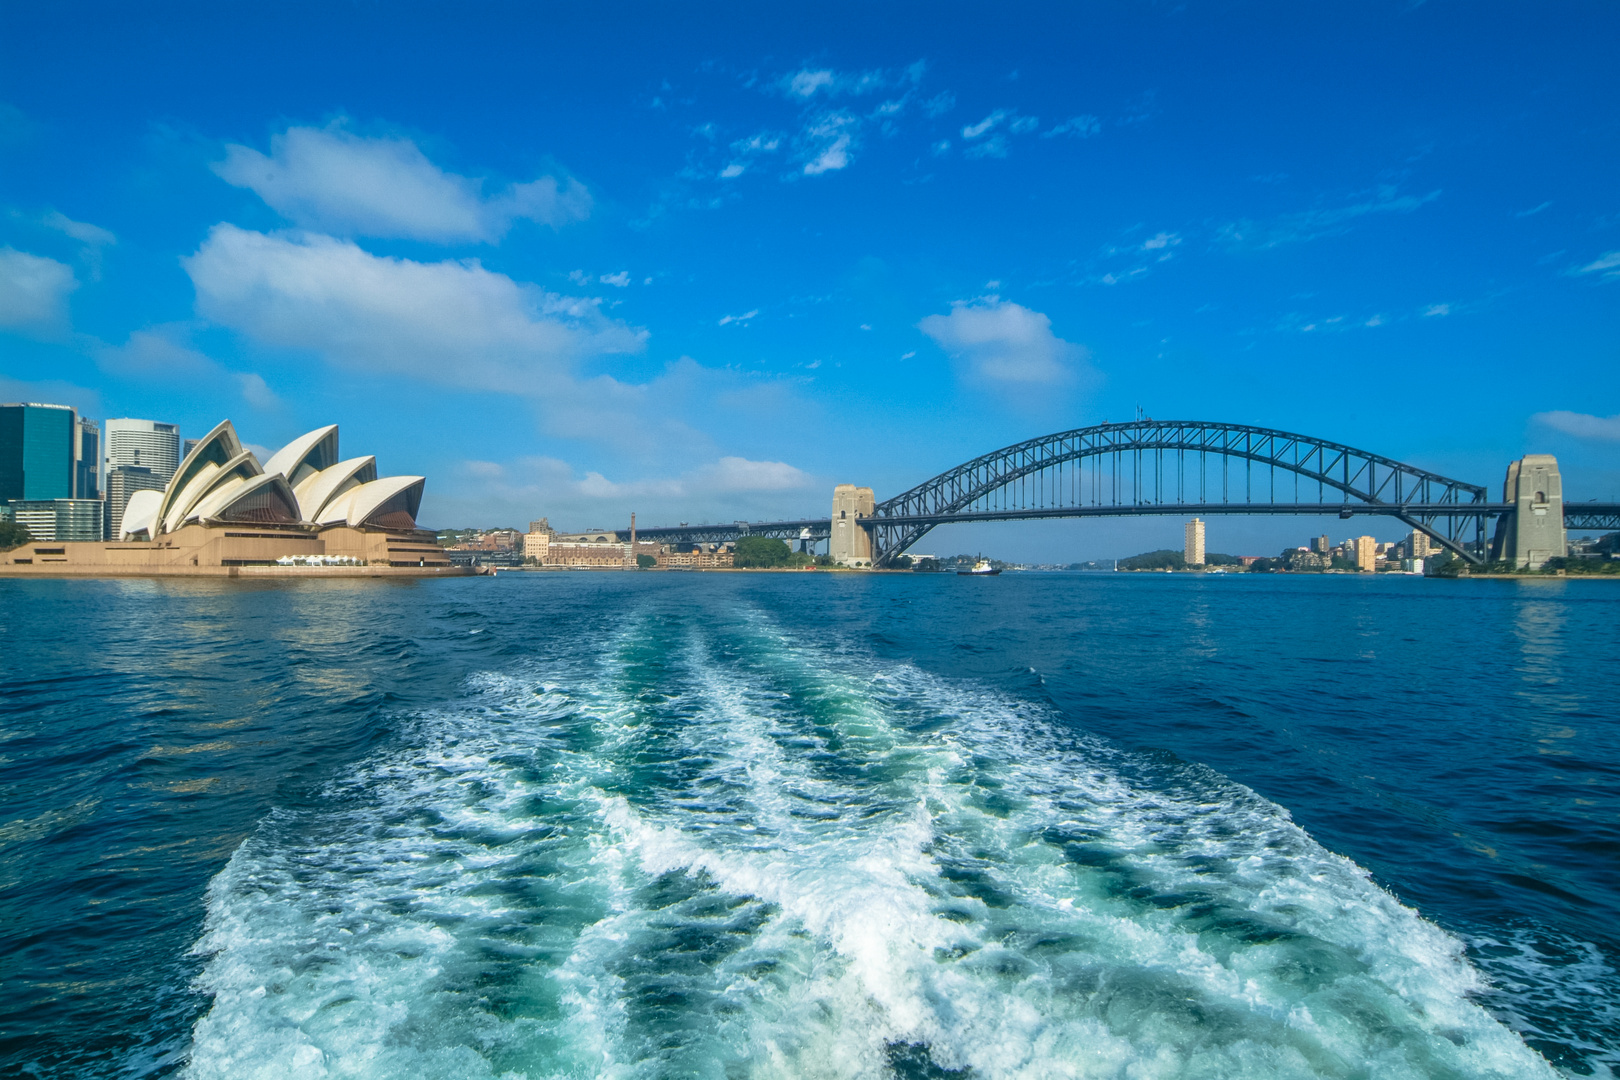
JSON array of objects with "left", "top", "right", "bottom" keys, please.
[{"left": 1, "top": 2, "right": 1616, "bottom": 559}]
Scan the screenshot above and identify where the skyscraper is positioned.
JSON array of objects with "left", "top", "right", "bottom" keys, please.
[
  {"left": 102, "top": 419, "right": 183, "bottom": 537},
  {"left": 105, "top": 418, "right": 181, "bottom": 480},
  {"left": 1184, "top": 518, "right": 1206, "bottom": 566},
  {"left": 75, "top": 416, "right": 101, "bottom": 500},
  {"left": 0, "top": 402, "right": 77, "bottom": 502},
  {"left": 2, "top": 403, "right": 107, "bottom": 540},
  {"left": 1355, "top": 535, "right": 1377, "bottom": 572}
]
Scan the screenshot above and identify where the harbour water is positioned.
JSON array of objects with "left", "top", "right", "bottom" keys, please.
[{"left": 0, "top": 572, "right": 1615, "bottom": 1078}]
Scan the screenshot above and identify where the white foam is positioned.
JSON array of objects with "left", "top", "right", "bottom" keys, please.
[{"left": 180, "top": 605, "right": 1561, "bottom": 1079}]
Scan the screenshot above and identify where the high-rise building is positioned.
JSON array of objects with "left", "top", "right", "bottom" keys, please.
[
  {"left": 75, "top": 416, "right": 100, "bottom": 500},
  {"left": 1184, "top": 518, "right": 1206, "bottom": 566},
  {"left": 1312, "top": 534, "right": 1331, "bottom": 554},
  {"left": 105, "top": 418, "right": 181, "bottom": 482},
  {"left": 1408, "top": 530, "right": 1431, "bottom": 560},
  {"left": 105, "top": 465, "right": 167, "bottom": 539},
  {"left": 1355, "top": 535, "right": 1377, "bottom": 572},
  {"left": 0, "top": 402, "right": 78, "bottom": 502},
  {"left": 182, "top": 438, "right": 200, "bottom": 460}
]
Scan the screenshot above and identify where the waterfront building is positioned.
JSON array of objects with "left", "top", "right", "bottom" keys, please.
[
  {"left": 831, "top": 484, "right": 875, "bottom": 566},
  {"left": 1408, "top": 530, "right": 1431, "bottom": 560},
  {"left": 1184, "top": 518, "right": 1206, "bottom": 566},
  {"left": 523, "top": 530, "right": 551, "bottom": 563},
  {"left": 1355, "top": 535, "right": 1377, "bottom": 572},
  {"left": 105, "top": 419, "right": 181, "bottom": 482},
  {"left": 1, "top": 419, "right": 460, "bottom": 576},
  {"left": 544, "top": 530, "right": 629, "bottom": 568},
  {"left": 660, "top": 543, "right": 734, "bottom": 569},
  {"left": 10, "top": 498, "right": 103, "bottom": 542}
]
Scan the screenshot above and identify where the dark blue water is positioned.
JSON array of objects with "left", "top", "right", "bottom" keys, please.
[{"left": 0, "top": 573, "right": 1614, "bottom": 1078}]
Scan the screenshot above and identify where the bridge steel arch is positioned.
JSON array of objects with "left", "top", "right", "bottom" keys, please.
[{"left": 865, "top": 420, "right": 1494, "bottom": 565}]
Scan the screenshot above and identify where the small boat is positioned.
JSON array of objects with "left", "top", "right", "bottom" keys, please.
[{"left": 958, "top": 557, "right": 1001, "bottom": 576}]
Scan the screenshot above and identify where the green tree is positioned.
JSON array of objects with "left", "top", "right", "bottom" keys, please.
[
  {"left": 0, "top": 520, "right": 31, "bottom": 551},
  {"left": 733, "top": 536, "right": 792, "bottom": 568},
  {"left": 1118, "top": 549, "right": 1185, "bottom": 571},
  {"left": 636, "top": 553, "right": 656, "bottom": 569}
]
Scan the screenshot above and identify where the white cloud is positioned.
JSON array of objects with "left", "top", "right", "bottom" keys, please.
[
  {"left": 800, "top": 112, "right": 857, "bottom": 175},
  {"left": 95, "top": 326, "right": 219, "bottom": 378},
  {"left": 237, "top": 372, "right": 280, "bottom": 409},
  {"left": 918, "top": 296, "right": 1092, "bottom": 385},
  {"left": 0, "top": 247, "right": 76, "bottom": 333},
  {"left": 212, "top": 122, "right": 591, "bottom": 243},
  {"left": 1044, "top": 115, "right": 1101, "bottom": 139},
  {"left": 922, "top": 92, "right": 955, "bottom": 118},
  {"left": 1532, "top": 411, "right": 1620, "bottom": 442},
  {"left": 1422, "top": 303, "right": 1451, "bottom": 317},
  {"left": 576, "top": 456, "right": 812, "bottom": 498},
  {"left": 1142, "top": 232, "right": 1180, "bottom": 251},
  {"left": 1574, "top": 251, "right": 1620, "bottom": 280},
  {"left": 962, "top": 111, "right": 1009, "bottom": 139},
  {"left": 719, "top": 163, "right": 745, "bottom": 179},
  {"left": 599, "top": 271, "right": 631, "bottom": 287},
  {"left": 779, "top": 67, "right": 896, "bottom": 100},
  {"left": 183, "top": 224, "right": 645, "bottom": 393},
  {"left": 41, "top": 211, "right": 115, "bottom": 247},
  {"left": 786, "top": 69, "right": 836, "bottom": 98},
  {"left": 718, "top": 309, "right": 758, "bottom": 326},
  {"left": 1218, "top": 186, "right": 1441, "bottom": 249},
  {"left": 960, "top": 110, "right": 1040, "bottom": 159}
]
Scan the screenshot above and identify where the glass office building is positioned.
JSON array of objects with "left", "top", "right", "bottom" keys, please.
[
  {"left": 0, "top": 402, "right": 78, "bottom": 502},
  {"left": 2, "top": 402, "right": 105, "bottom": 541}
]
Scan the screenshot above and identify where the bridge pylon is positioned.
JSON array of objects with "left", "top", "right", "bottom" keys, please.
[
  {"left": 830, "top": 484, "right": 875, "bottom": 567},
  {"left": 1490, "top": 455, "right": 1568, "bottom": 569}
]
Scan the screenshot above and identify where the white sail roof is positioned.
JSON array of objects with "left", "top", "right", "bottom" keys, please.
[
  {"left": 317, "top": 475, "right": 424, "bottom": 529},
  {"left": 118, "top": 489, "right": 164, "bottom": 540},
  {"left": 155, "top": 420, "right": 244, "bottom": 535},
  {"left": 178, "top": 451, "right": 264, "bottom": 527},
  {"left": 292, "top": 455, "right": 377, "bottom": 522},
  {"left": 263, "top": 425, "right": 339, "bottom": 487}
]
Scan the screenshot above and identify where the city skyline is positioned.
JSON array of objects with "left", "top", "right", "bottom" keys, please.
[{"left": 2, "top": 3, "right": 1617, "bottom": 561}]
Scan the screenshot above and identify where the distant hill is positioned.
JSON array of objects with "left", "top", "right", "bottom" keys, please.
[{"left": 1118, "top": 549, "right": 1243, "bottom": 571}]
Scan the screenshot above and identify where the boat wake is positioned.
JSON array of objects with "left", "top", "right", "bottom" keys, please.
[{"left": 180, "top": 603, "right": 1559, "bottom": 1079}]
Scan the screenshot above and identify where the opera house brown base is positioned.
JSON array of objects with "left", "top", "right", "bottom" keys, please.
[{"left": 0, "top": 523, "right": 475, "bottom": 578}]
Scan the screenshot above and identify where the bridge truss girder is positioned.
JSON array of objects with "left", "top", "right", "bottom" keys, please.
[{"left": 867, "top": 420, "right": 1494, "bottom": 566}]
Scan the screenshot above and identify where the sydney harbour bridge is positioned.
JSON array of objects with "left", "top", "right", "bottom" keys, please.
[{"left": 617, "top": 420, "right": 1620, "bottom": 568}]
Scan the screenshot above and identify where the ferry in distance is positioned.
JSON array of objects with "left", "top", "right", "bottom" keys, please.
[{"left": 958, "top": 557, "right": 1001, "bottom": 576}]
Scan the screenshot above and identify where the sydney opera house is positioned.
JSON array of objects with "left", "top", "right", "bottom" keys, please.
[{"left": 0, "top": 420, "right": 464, "bottom": 576}]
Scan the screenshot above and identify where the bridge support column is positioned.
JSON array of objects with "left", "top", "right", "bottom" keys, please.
[
  {"left": 1491, "top": 455, "right": 1567, "bottom": 569},
  {"left": 830, "top": 484, "right": 875, "bottom": 567}
]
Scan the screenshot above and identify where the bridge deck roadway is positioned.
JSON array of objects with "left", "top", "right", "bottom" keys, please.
[{"left": 620, "top": 503, "right": 1620, "bottom": 545}]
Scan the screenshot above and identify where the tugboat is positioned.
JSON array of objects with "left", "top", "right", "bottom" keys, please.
[{"left": 958, "top": 556, "right": 1001, "bottom": 576}]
